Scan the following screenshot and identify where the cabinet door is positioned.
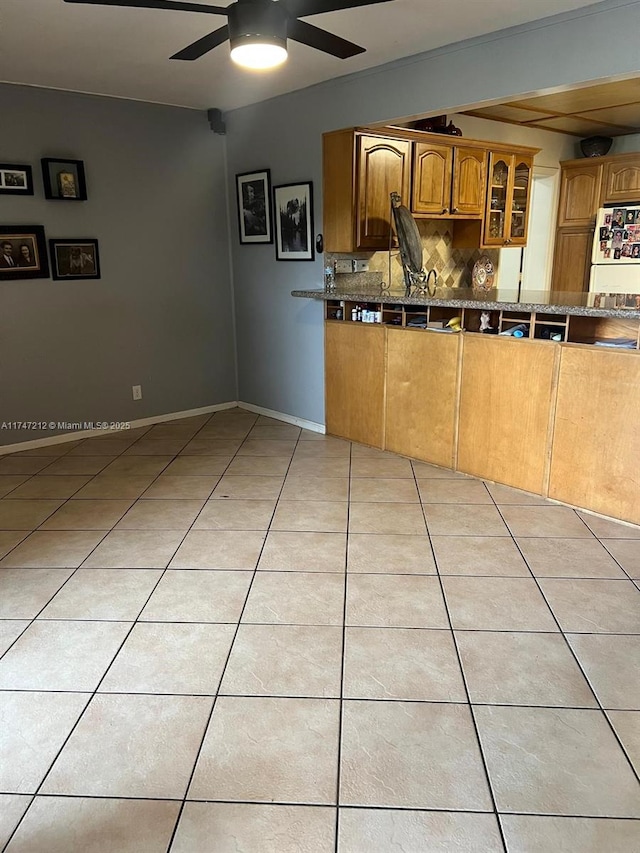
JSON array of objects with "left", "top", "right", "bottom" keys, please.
[
  {"left": 411, "top": 141, "right": 453, "bottom": 215},
  {"left": 484, "top": 153, "right": 513, "bottom": 246},
  {"left": 484, "top": 153, "right": 534, "bottom": 247},
  {"left": 457, "top": 336, "right": 557, "bottom": 495},
  {"left": 557, "top": 162, "right": 603, "bottom": 227},
  {"left": 550, "top": 227, "right": 593, "bottom": 295},
  {"left": 325, "top": 322, "right": 385, "bottom": 448},
  {"left": 322, "top": 129, "right": 356, "bottom": 252},
  {"left": 602, "top": 159, "right": 640, "bottom": 204},
  {"left": 385, "top": 328, "right": 460, "bottom": 468},
  {"left": 549, "top": 347, "right": 640, "bottom": 524},
  {"left": 507, "top": 156, "right": 533, "bottom": 246},
  {"left": 356, "top": 135, "right": 411, "bottom": 250},
  {"left": 451, "top": 147, "right": 486, "bottom": 216}
]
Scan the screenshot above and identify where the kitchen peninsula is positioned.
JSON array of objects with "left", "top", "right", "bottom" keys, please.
[{"left": 292, "top": 287, "right": 640, "bottom": 525}]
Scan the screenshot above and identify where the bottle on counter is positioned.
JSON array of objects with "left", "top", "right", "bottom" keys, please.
[{"left": 324, "top": 262, "right": 336, "bottom": 293}]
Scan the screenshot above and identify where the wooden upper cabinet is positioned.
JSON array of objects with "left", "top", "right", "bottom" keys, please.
[
  {"left": 602, "top": 159, "right": 640, "bottom": 204},
  {"left": 451, "top": 147, "right": 486, "bottom": 216},
  {"left": 356, "top": 135, "right": 411, "bottom": 250},
  {"left": 557, "top": 162, "right": 603, "bottom": 227},
  {"left": 322, "top": 127, "right": 537, "bottom": 252},
  {"left": 412, "top": 142, "right": 453, "bottom": 215},
  {"left": 484, "top": 152, "right": 533, "bottom": 247},
  {"left": 412, "top": 143, "right": 485, "bottom": 217}
]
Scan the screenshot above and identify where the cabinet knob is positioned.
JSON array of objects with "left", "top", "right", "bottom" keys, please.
[
  {"left": 505, "top": 238, "right": 512, "bottom": 244},
  {"left": 442, "top": 207, "right": 449, "bottom": 214},
  {"left": 451, "top": 207, "right": 459, "bottom": 214}
]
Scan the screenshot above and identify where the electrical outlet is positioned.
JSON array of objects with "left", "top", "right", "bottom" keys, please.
[
  {"left": 353, "top": 259, "right": 369, "bottom": 272},
  {"left": 132, "top": 385, "right": 142, "bottom": 401},
  {"left": 334, "top": 259, "right": 352, "bottom": 274}
]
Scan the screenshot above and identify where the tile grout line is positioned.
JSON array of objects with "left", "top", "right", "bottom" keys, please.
[
  {"left": 0, "top": 688, "right": 638, "bottom": 714},
  {"left": 489, "top": 498, "right": 640, "bottom": 792},
  {"left": 163, "top": 411, "right": 303, "bottom": 853},
  {"left": 333, "top": 439, "right": 353, "bottom": 853},
  {"left": 3, "top": 789, "right": 640, "bottom": 820},
  {"left": 413, "top": 463, "right": 509, "bottom": 853},
  {"left": 597, "top": 538, "right": 639, "bottom": 585}
]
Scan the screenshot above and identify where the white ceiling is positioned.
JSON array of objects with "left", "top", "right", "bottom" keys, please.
[{"left": 0, "top": 0, "right": 604, "bottom": 112}]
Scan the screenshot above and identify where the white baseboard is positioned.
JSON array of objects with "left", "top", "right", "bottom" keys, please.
[
  {"left": 0, "top": 401, "right": 239, "bottom": 455},
  {"left": 238, "top": 401, "right": 325, "bottom": 434}
]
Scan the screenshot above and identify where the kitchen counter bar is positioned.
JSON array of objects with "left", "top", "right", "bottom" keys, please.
[
  {"left": 291, "top": 288, "right": 640, "bottom": 319},
  {"left": 303, "top": 284, "right": 640, "bottom": 524}
]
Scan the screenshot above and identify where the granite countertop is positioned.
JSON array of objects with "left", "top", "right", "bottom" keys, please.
[{"left": 291, "top": 288, "right": 640, "bottom": 319}]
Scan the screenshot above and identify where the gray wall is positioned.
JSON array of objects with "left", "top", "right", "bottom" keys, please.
[
  {"left": 0, "top": 84, "right": 236, "bottom": 446},
  {"left": 225, "top": 0, "right": 640, "bottom": 426}
]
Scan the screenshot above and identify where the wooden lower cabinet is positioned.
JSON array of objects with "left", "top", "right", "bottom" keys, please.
[
  {"left": 549, "top": 347, "right": 640, "bottom": 524},
  {"left": 456, "top": 336, "right": 558, "bottom": 495},
  {"left": 325, "top": 322, "right": 385, "bottom": 448},
  {"left": 551, "top": 227, "right": 593, "bottom": 295},
  {"left": 323, "top": 321, "right": 640, "bottom": 524},
  {"left": 385, "top": 328, "right": 460, "bottom": 467}
]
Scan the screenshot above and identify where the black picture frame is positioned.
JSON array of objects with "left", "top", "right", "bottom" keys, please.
[
  {"left": 236, "top": 169, "right": 273, "bottom": 244},
  {"left": 0, "top": 164, "right": 34, "bottom": 196},
  {"left": 41, "top": 158, "right": 88, "bottom": 201},
  {"left": 49, "top": 238, "right": 101, "bottom": 281},
  {"left": 273, "top": 181, "right": 315, "bottom": 261},
  {"left": 0, "top": 225, "right": 50, "bottom": 280}
]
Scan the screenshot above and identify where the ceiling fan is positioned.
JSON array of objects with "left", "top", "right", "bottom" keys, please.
[{"left": 63, "top": 0, "right": 395, "bottom": 69}]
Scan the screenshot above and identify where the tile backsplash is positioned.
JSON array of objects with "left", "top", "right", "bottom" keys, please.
[{"left": 328, "top": 220, "right": 500, "bottom": 292}]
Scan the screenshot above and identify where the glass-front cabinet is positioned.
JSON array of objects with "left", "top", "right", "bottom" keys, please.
[{"left": 484, "top": 152, "right": 533, "bottom": 247}]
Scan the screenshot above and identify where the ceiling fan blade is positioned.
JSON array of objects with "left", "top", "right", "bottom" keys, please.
[
  {"left": 63, "top": 0, "right": 229, "bottom": 15},
  {"left": 287, "top": 18, "right": 364, "bottom": 58},
  {"left": 170, "top": 24, "right": 230, "bottom": 60},
  {"left": 284, "top": 0, "right": 394, "bottom": 18}
]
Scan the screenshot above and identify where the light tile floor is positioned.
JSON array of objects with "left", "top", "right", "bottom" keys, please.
[{"left": 1, "top": 408, "right": 639, "bottom": 852}]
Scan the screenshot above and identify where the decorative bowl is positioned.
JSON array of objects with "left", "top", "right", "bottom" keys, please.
[
  {"left": 580, "top": 136, "right": 613, "bottom": 158},
  {"left": 471, "top": 255, "right": 495, "bottom": 293}
]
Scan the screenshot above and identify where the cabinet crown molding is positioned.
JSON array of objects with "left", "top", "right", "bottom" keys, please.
[
  {"left": 352, "top": 125, "right": 540, "bottom": 156},
  {"left": 560, "top": 150, "right": 640, "bottom": 168}
]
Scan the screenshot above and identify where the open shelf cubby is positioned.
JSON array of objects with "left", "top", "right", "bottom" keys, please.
[{"left": 324, "top": 300, "right": 640, "bottom": 349}]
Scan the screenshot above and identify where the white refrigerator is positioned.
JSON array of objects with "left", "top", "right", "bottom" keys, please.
[{"left": 589, "top": 205, "right": 640, "bottom": 293}]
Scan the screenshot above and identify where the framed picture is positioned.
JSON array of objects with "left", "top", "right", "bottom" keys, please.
[
  {"left": 41, "top": 158, "right": 87, "bottom": 200},
  {"left": 273, "top": 181, "right": 314, "bottom": 261},
  {"left": 0, "top": 164, "right": 34, "bottom": 196},
  {"left": 236, "top": 169, "right": 272, "bottom": 244},
  {"left": 0, "top": 226, "right": 49, "bottom": 280},
  {"left": 49, "top": 239, "right": 100, "bottom": 280}
]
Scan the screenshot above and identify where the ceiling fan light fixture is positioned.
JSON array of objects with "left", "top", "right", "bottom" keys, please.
[
  {"left": 230, "top": 38, "right": 287, "bottom": 69},
  {"left": 228, "top": 0, "right": 287, "bottom": 69}
]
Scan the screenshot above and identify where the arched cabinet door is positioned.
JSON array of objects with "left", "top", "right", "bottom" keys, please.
[
  {"left": 557, "top": 162, "right": 603, "bottom": 227},
  {"left": 451, "top": 147, "right": 486, "bottom": 216},
  {"left": 356, "top": 135, "right": 411, "bottom": 250},
  {"left": 484, "top": 154, "right": 511, "bottom": 246},
  {"left": 412, "top": 142, "right": 453, "bottom": 215},
  {"left": 484, "top": 152, "right": 534, "bottom": 247},
  {"left": 602, "top": 161, "right": 640, "bottom": 204},
  {"left": 509, "top": 157, "right": 533, "bottom": 245}
]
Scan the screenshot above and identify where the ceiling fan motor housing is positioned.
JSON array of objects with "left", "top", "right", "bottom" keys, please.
[{"left": 228, "top": 0, "right": 288, "bottom": 51}]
